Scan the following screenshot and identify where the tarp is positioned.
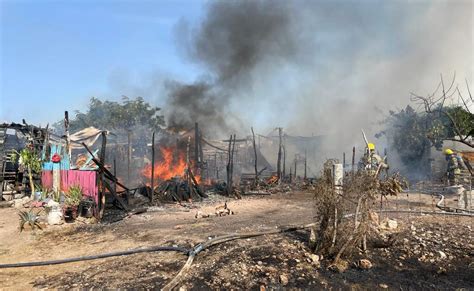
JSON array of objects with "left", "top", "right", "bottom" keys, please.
[{"left": 69, "top": 126, "right": 106, "bottom": 149}]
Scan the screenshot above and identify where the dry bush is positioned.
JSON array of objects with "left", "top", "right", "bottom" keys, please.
[{"left": 312, "top": 168, "right": 406, "bottom": 266}]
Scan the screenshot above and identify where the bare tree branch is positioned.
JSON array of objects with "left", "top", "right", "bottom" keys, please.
[{"left": 410, "top": 73, "right": 473, "bottom": 148}]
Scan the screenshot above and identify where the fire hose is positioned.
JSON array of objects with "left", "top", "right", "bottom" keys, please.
[
  {"left": 435, "top": 193, "right": 474, "bottom": 214},
  {"left": 0, "top": 246, "right": 188, "bottom": 268}
]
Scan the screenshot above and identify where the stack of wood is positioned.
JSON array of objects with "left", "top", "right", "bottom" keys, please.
[{"left": 153, "top": 169, "right": 207, "bottom": 203}]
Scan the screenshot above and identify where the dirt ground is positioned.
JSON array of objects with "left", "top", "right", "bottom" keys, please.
[{"left": 0, "top": 191, "right": 473, "bottom": 290}]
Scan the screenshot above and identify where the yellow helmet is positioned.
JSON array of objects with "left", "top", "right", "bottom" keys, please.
[
  {"left": 367, "top": 143, "right": 375, "bottom": 150},
  {"left": 444, "top": 149, "right": 454, "bottom": 155}
]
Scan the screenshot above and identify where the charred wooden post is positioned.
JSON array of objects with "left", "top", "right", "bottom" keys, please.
[
  {"left": 276, "top": 127, "right": 282, "bottom": 180},
  {"left": 294, "top": 155, "right": 297, "bottom": 179},
  {"left": 186, "top": 136, "right": 195, "bottom": 199},
  {"left": 282, "top": 145, "right": 286, "bottom": 179},
  {"left": 214, "top": 153, "right": 218, "bottom": 180},
  {"left": 226, "top": 135, "right": 232, "bottom": 195},
  {"left": 64, "top": 111, "right": 71, "bottom": 160},
  {"left": 304, "top": 150, "right": 307, "bottom": 180},
  {"left": 231, "top": 134, "right": 238, "bottom": 198},
  {"left": 150, "top": 131, "right": 155, "bottom": 203},
  {"left": 113, "top": 159, "right": 117, "bottom": 199},
  {"left": 352, "top": 146, "right": 356, "bottom": 174},
  {"left": 194, "top": 122, "right": 199, "bottom": 173},
  {"left": 99, "top": 131, "right": 107, "bottom": 219},
  {"left": 343, "top": 152, "right": 346, "bottom": 169},
  {"left": 199, "top": 128, "right": 204, "bottom": 172},
  {"left": 127, "top": 130, "right": 132, "bottom": 185},
  {"left": 289, "top": 166, "right": 292, "bottom": 183},
  {"left": 251, "top": 127, "right": 258, "bottom": 186},
  {"left": 82, "top": 143, "right": 129, "bottom": 192},
  {"left": 226, "top": 134, "right": 237, "bottom": 196}
]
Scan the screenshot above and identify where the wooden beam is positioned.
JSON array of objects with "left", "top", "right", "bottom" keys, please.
[{"left": 81, "top": 142, "right": 129, "bottom": 191}]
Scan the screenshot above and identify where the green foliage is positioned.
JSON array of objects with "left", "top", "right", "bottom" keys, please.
[
  {"left": 65, "top": 185, "right": 83, "bottom": 206},
  {"left": 52, "top": 191, "right": 61, "bottom": 203},
  {"left": 18, "top": 210, "right": 42, "bottom": 232},
  {"left": 11, "top": 148, "right": 42, "bottom": 173},
  {"left": 378, "top": 106, "right": 433, "bottom": 166},
  {"left": 11, "top": 147, "right": 43, "bottom": 194},
  {"left": 58, "top": 96, "right": 165, "bottom": 134},
  {"left": 379, "top": 104, "right": 473, "bottom": 179},
  {"left": 443, "top": 106, "right": 474, "bottom": 139}
]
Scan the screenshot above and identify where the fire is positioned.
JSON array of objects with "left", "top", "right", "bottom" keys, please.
[{"left": 142, "top": 147, "right": 187, "bottom": 182}]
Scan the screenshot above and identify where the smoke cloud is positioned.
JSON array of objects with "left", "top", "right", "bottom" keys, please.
[{"left": 161, "top": 0, "right": 472, "bottom": 174}]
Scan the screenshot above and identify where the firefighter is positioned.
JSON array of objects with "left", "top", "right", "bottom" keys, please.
[
  {"left": 445, "top": 149, "right": 461, "bottom": 185},
  {"left": 360, "top": 143, "right": 389, "bottom": 176}
]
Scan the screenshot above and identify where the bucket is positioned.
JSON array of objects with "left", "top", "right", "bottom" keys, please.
[
  {"left": 33, "top": 191, "right": 42, "bottom": 201},
  {"left": 78, "top": 199, "right": 95, "bottom": 218},
  {"left": 47, "top": 206, "right": 63, "bottom": 225}
]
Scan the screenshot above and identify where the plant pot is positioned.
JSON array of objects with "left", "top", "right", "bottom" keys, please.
[
  {"left": 78, "top": 199, "right": 95, "bottom": 218},
  {"left": 63, "top": 206, "right": 78, "bottom": 223}
]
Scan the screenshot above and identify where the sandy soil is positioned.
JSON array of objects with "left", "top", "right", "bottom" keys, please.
[{"left": 0, "top": 191, "right": 472, "bottom": 290}]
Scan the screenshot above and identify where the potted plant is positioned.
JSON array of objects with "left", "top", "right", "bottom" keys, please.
[{"left": 63, "top": 185, "right": 83, "bottom": 222}]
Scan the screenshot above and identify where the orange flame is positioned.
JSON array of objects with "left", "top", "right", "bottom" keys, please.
[{"left": 142, "top": 147, "right": 187, "bottom": 182}]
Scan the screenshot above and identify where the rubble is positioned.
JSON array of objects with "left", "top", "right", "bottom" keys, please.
[
  {"left": 356, "top": 259, "right": 373, "bottom": 270},
  {"left": 380, "top": 218, "right": 398, "bottom": 230},
  {"left": 279, "top": 274, "right": 289, "bottom": 286}
]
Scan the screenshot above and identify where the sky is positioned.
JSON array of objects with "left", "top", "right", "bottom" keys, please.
[{"left": 1, "top": 0, "right": 205, "bottom": 125}]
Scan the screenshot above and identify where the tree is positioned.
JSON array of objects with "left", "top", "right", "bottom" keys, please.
[
  {"left": 57, "top": 96, "right": 166, "bottom": 184},
  {"left": 410, "top": 74, "right": 473, "bottom": 148},
  {"left": 377, "top": 105, "right": 434, "bottom": 176},
  {"left": 64, "top": 96, "right": 165, "bottom": 133},
  {"left": 12, "top": 147, "right": 42, "bottom": 195}
]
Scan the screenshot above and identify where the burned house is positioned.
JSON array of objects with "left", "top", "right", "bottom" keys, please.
[{"left": 0, "top": 122, "right": 48, "bottom": 201}]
